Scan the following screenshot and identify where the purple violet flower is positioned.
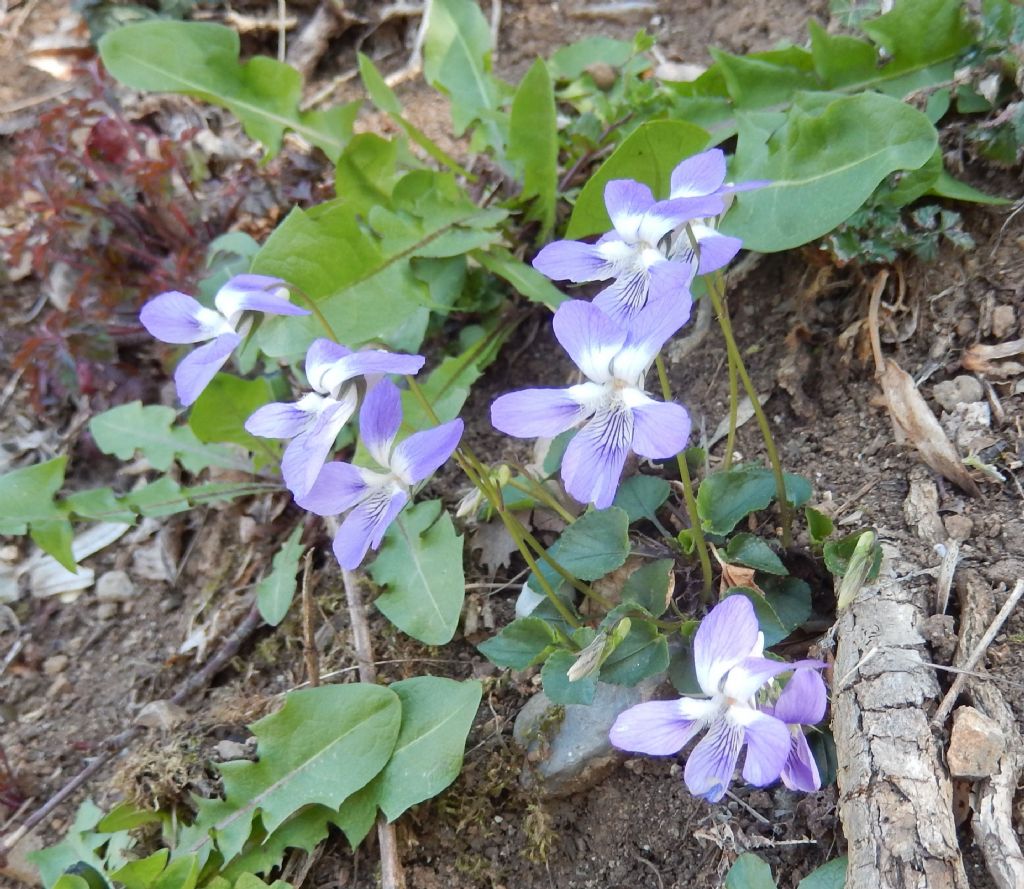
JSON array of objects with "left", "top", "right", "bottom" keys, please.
[
  {"left": 532, "top": 179, "right": 723, "bottom": 323},
  {"left": 765, "top": 667, "right": 827, "bottom": 793},
  {"left": 139, "top": 275, "right": 310, "bottom": 406},
  {"left": 666, "top": 148, "right": 768, "bottom": 275},
  {"left": 245, "top": 339, "right": 425, "bottom": 499},
  {"left": 491, "top": 297, "right": 691, "bottom": 509},
  {"left": 608, "top": 596, "right": 825, "bottom": 802},
  {"left": 296, "top": 379, "right": 463, "bottom": 569}
]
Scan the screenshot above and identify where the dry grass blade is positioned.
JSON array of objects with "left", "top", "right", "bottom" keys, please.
[
  {"left": 866, "top": 270, "right": 980, "bottom": 497},
  {"left": 962, "top": 338, "right": 1024, "bottom": 377}
]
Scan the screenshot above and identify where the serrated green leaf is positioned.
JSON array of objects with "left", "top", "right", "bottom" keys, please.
[
  {"left": 612, "top": 475, "right": 670, "bottom": 524},
  {"left": 373, "top": 677, "right": 482, "bottom": 821},
  {"left": 711, "top": 45, "right": 818, "bottom": 109},
  {"left": 723, "top": 92, "right": 938, "bottom": 252},
  {"left": 725, "top": 853, "right": 777, "bottom": 889},
  {"left": 422, "top": 0, "right": 506, "bottom": 150},
  {"left": 110, "top": 850, "right": 170, "bottom": 889},
  {"left": 621, "top": 558, "right": 675, "bottom": 617},
  {"left": 509, "top": 58, "right": 557, "bottom": 237},
  {"left": 724, "top": 533, "right": 787, "bottom": 575},
  {"left": 556, "top": 507, "right": 630, "bottom": 581},
  {"left": 89, "top": 402, "right": 249, "bottom": 474},
  {"left": 152, "top": 854, "right": 199, "bottom": 889},
  {"left": 99, "top": 22, "right": 358, "bottom": 159},
  {"left": 567, "top": 120, "right": 711, "bottom": 239},
  {"left": 219, "top": 807, "right": 333, "bottom": 881},
  {"left": 798, "top": 856, "right": 847, "bottom": 889},
  {"left": 696, "top": 466, "right": 812, "bottom": 536},
  {"left": 357, "top": 54, "right": 466, "bottom": 176},
  {"left": 62, "top": 488, "right": 136, "bottom": 524},
  {"left": 180, "top": 684, "right": 401, "bottom": 865},
  {"left": 370, "top": 500, "right": 465, "bottom": 645},
  {"left": 29, "top": 519, "right": 76, "bottom": 572},
  {"left": 331, "top": 783, "right": 379, "bottom": 849},
  {"left": 256, "top": 524, "right": 305, "bottom": 626},
  {"left": 189, "top": 374, "right": 277, "bottom": 461},
  {"left": 256, "top": 173, "right": 506, "bottom": 359},
  {"left": 30, "top": 800, "right": 107, "bottom": 889},
  {"left": 477, "top": 617, "right": 562, "bottom": 669},
  {"left": 541, "top": 649, "right": 597, "bottom": 705},
  {"left": 471, "top": 247, "right": 567, "bottom": 308},
  {"left": 335, "top": 132, "right": 400, "bottom": 214},
  {"left": 0, "top": 457, "right": 66, "bottom": 523},
  {"left": 598, "top": 619, "right": 669, "bottom": 686}
]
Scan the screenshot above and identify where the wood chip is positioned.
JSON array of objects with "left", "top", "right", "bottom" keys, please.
[{"left": 962, "top": 338, "right": 1024, "bottom": 377}]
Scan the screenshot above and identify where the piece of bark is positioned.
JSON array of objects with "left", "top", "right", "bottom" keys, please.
[
  {"left": 951, "top": 571, "right": 1024, "bottom": 889},
  {"left": 833, "top": 571, "right": 969, "bottom": 889}
]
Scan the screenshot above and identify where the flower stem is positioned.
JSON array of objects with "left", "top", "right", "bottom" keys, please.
[
  {"left": 654, "top": 355, "right": 714, "bottom": 598},
  {"left": 705, "top": 275, "right": 793, "bottom": 547}
]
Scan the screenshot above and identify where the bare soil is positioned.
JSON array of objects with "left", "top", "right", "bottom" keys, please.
[{"left": 2, "top": 1, "right": 1023, "bottom": 888}]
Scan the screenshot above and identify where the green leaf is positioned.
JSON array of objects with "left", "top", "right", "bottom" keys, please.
[
  {"left": 62, "top": 488, "right": 136, "bottom": 524},
  {"left": 373, "top": 677, "right": 482, "bottom": 821},
  {"left": 862, "top": 0, "right": 974, "bottom": 92},
  {"left": 335, "top": 133, "right": 400, "bottom": 215},
  {"left": 548, "top": 36, "right": 634, "bottom": 80},
  {"left": 599, "top": 619, "right": 669, "bottom": 685},
  {"left": 725, "top": 853, "right": 777, "bottom": 889},
  {"left": 189, "top": 374, "right": 277, "bottom": 459},
  {"left": 541, "top": 649, "right": 598, "bottom": 705},
  {"left": 152, "top": 855, "right": 199, "bottom": 889},
  {"left": 728, "top": 576, "right": 811, "bottom": 646},
  {"left": 121, "top": 477, "right": 189, "bottom": 518},
  {"left": 471, "top": 247, "right": 567, "bottom": 308},
  {"left": 219, "top": 807, "right": 333, "bottom": 881},
  {"left": 99, "top": 22, "right": 358, "bottom": 159},
  {"left": 566, "top": 120, "right": 711, "bottom": 239},
  {"left": 612, "top": 475, "right": 670, "bottom": 524},
  {"left": 805, "top": 507, "right": 834, "bottom": 545},
  {"left": 477, "top": 617, "right": 562, "bottom": 669},
  {"left": 331, "top": 783, "right": 379, "bottom": 848},
  {"left": 422, "top": 0, "right": 505, "bottom": 149},
  {"left": 30, "top": 800, "right": 107, "bottom": 889},
  {"left": 722, "top": 92, "right": 938, "bottom": 252},
  {"left": 89, "top": 402, "right": 250, "bottom": 473},
  {"left": 710, "top": 45, "right": 818, "bottom": 109},
  {"left": 357, "top": 54, "right": 467, "bottom": 175},
  {"left": 30, "top": 519, "right": 76, "bottom": 572},
  {"left": 930, "top": 169, "right": 1012, "bottom": 205},
  {"left": 824, "top": 530, "right": 883, "bottom": 580},
  {"left": 256, "top": 173, "right": 506, "bottom": 359},
  {"left": 696, "top": 465, "right": 812, "bottom": 535},
  {"left": 110, "top": 850, "right": 170, "bottom": 889},
  {"left": 97, "top": 802, "right": 162, "bottom": 834},
  {"left": 621, "top": 558, "right": 675, "bottom": 617},
  {"left": 556, "top": 507, "right": 630, "bottom": 581},
  {"left": 0, "top": 457, "right": 66, "bottom": 523},
  {"left": 256, "top": 525, "right": 305, "bottom": 626},
  {"left": 724, "top": 533, "right": 787, "bottom": 575},
  {"left": 508, "top": 58, "right": 558, "bottom": 236},
  {"left": 798, "top": 856, "right": 847, "bottom": 889},
  {"left": 808, "top": 20, "right": 878, "bottom": 88},
  {"left": 179, "top": 684, "right": 401, "bottom": 864},
  {"left": 370, "top": 500, "right": 465, "bottom": 646}
]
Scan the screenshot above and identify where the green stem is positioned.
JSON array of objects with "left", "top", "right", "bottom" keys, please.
[
  {"left": 705, "top": 275, "right": 793, "bottom": 547},
  {"left": 287, "top": 286, "right": 339, "bottom": 341},
  {"left": 721, "top": 296, "right": 740, "bottom": 471},
  {"left": 654, "top": 355, "right": 714, "bottom": 598},
  {"left": 505, "top": 474, "right": 575, "bottom": 523}
]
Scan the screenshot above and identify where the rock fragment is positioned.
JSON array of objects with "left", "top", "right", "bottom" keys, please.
[{"left": 948, "top": 706, "right": 1005, "bottom": 779}]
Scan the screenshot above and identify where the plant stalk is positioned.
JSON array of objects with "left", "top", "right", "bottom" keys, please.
[{"left": 654, "top": 355, "right": 713, "bottom": 597}]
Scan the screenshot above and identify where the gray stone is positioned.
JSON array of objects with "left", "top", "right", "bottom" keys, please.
[
  {"left": 96, "top": 570, "right": 137, "bottom": 602},
  {"left": 513, "top": 675, "right": 663, "bottom": 797},
  {"left": 948, "top": 706, "right": 1004, "bottom": 779},
  {"left": 992, "top": 304, "right": 1017, "bottom": 339},
  {"left": 933, "top": 375, "right": 985, "bottom": 412},
  {"left": 42, "top": 654, "right": 69, "bottom": 675}
]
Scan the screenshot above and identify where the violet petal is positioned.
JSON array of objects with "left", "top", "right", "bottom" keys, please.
[
  {"left": 391, "top": 418, "right": 464, "bottom": 485},
  {"left": 174, "top": 333, "right": 241, "bottom": 407}
]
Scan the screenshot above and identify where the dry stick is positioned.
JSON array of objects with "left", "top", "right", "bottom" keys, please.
[
  {"left": 341, "top": 569, "right": 405, "bottom": 889},
  {"left": 0, "top": 603, "right": 263, "bottom": 861},
  {"left": 301, "top": 550, "right": 320, "bottom": 688},
  {"left": 932, "top": 578, "right": 1024, "bottom": 727}
]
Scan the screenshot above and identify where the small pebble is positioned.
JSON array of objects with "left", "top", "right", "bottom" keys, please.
[
  {"left": 46, "top": 675, "right": 71, "bottom": 698},
  {"left": 97, "top": 601, "right": 118, "bottom": 620},
  {"left": 933, "top": 375, "right": 985, "bottom": 412},
  {"left": 943, "top": 515, "right": 973, "bottom": 542},
  {"left": 96, "top": 570, "right": 137, "bottom": 602},
  {"left": 42, "top": 654, "right": 69, "bottom": 676},
  {"left": 992, "top": 304, "right": 1017, "bottom": 339}
]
